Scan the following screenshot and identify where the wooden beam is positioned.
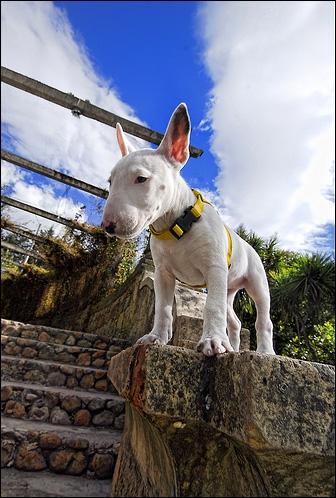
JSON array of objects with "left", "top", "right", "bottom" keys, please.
[
  {"left": 1, "top": 66, "right": 203, "bottom": 158},
  {"left": 1, "top": 256, "right": 32, "bottom": 270},
  {"left": 1, "top": 149, "right": 108, "bottom": 199},
  {"left": 1, "top": 220, "right": 49, "bottom": 245},
  {"left": 1, "top": 195, "right": 102, "bottom": 235},
  {"left": 1, "top": 240, "right": 46, "bottom": 262}
]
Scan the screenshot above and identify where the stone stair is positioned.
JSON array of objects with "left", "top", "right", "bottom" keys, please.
[{"left": 1, "top": 318, "right": 128, "bottom": 495}]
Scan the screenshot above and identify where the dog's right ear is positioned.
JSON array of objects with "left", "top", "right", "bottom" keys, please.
[
  {"left": 158, "top": 103, "right": 191, "bottom": 168},
  {"left": 116, "top": 123, "right": 135, "bottom": 157}
]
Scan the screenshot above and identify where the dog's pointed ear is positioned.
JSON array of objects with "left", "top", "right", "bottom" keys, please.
[
  {"left": 116, "top": 123, "right": 135, "bottom": 157},
  {"left": 158, "top": 103, "right": 191, "bottom": 167}
]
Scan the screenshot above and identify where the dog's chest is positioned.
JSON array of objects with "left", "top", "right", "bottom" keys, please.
[
  {"left": 173, "top": 262, "right": 206, "bottom": 287},
  {"left": 150, "top": 209, "right": 230, "bottom": 287},
  {"left": 152, "top": 241, "right": 208, "bottom": 287}
]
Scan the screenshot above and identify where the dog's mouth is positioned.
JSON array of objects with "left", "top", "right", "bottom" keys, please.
[
  {"left": 103, "top": 214, "right": 155, "bottom": 240},
  {"left": 105, "top": 224, "right": 146, "bottom": 240},
  {"left": 112, "top": 232, "right": 139, "bottom": 240}
]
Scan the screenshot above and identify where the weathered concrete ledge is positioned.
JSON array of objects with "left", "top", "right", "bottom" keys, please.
[{"left": 108, "top": 346, "right": 335, "bottom": 497}]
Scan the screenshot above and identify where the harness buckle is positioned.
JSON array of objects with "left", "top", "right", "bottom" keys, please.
[{"left": 169, "top": 206, "right": 200, "bottom": 240}]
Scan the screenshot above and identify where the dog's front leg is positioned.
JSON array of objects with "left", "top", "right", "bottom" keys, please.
[
  {"left": 197, "top": 265, "right": 234, "bottom": 356},
  {"left": 136, "top": 266, "right": 175, "bottom": 346}
]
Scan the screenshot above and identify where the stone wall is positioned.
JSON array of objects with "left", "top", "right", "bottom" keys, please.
[
  {"left": 1, "top": 383, "right": 125, "bottom": 431},
  {"left": 64, "top": 259, "right": 250, "bottom": 350},
  {"left": 1, "top": 355, "right": 115, "bottom": 394},
  {"left": 2, "top": 257, "right": 250, "bottom": 351},
  {"left": 41, "top": 258, "right": 206, "bottom": 344},
  {"left": 1, "top": 263, "right": 115, "bottom": 327},
  {"left": 1, "top": 256, "right": 220, "bottom": 349},
  {"left": 1, "top": 421, "right": 120, "bottom": 479}
]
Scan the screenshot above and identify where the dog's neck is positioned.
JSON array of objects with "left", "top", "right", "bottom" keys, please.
[{"left": 151, "top": 175, "right": 195, "bottom": 232}]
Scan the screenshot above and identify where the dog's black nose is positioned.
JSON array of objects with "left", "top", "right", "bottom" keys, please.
[{"left": 105, "top": 222, "right": 116, "bottom": 235}]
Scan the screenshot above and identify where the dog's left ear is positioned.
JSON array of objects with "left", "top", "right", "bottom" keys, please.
[{"left": 158, "top": 103, "right": 191, "bottom": 167}]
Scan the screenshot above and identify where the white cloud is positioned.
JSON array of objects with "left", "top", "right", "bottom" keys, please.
[
  {"left": 1, "top": 161, "right": 25, "bottom": 186},
  {"left": 198, "top": 1, "right": 335, "bottom": 251},
  {"left": 1, "top": 162, "right": 86, "bottom": 234},
  {"left": 1, "top": 0, "right": 148, "bottom": 231}
]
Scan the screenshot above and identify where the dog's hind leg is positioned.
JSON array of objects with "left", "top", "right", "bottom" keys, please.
[
  {"left": 227, "top": 290, "right": 241, "bottom": 352},
  {"left": 244, "top": 268, "right": 275, "bottom": 355}
]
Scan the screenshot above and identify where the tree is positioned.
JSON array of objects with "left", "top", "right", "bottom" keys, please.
[{"left": 271, "top": 254, "right": 335, "bottom": 362}]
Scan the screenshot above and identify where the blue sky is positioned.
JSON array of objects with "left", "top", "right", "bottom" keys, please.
[
  {"left": 1, "top": 1, "right": 335, "bottom": 254},
  {"left": 56, "top": 0, "right": 218, "bottom": 187}
]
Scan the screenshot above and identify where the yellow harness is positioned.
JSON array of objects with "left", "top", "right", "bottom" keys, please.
[{"left": 149, "top": 189, "right": 233, "bottom": 270}]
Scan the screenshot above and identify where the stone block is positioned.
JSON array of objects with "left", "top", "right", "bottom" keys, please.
[
  {"left": 92, "top": 358, "right": 106, "bottom": 368},
  {"left": 21, "top": 347, "right": 38, "bottom": 359},
  {"left": 114, "top": 414, "right": 125, "bottom": 430},
  {"left": 66, "top": 377, "right": 78, "bottom": 389},
  {"left": 61, "top": 396, "right": 82, "bottom": 413},
  {"left": 1, "top": 440, "right": 16, "bottom": 467},
  {"left": 15, "top": 443, "right": 47, "bottom": 471},
  {"left": 66, "top": 451, "right": 87, "bottom": 475},
  {"left": 47, "top": 372, "right": 66, "bottom": 387},
  {"left": 109, "top": 345, "right": 335, "bottom": 497},
  {"left": 48, "top": 449, "right": 74, "bottom": 472},
  {"left": 50, "top": 407, "right": 71, "bottom": 425},
  {"left": 29, "top": 405, "right": 49, "bottom": 422},
  {"left": 1, "top": 385, "right": 13, "bottom": 402},
  {"left": 39, "top": 433, "right": 62, "bottom": 449},
  {"left": 89, "top": 453, "right": 114, "bottom": 479},
  {"left": 64, "top": 437, "right": 89, "bottom": 450},
  {"left": 77, "top": 352, "right": 91, "bottom": 367},
  {"left": 38, "top": 331, "right": 50, "bottom": 342},
  {"left": 95, "top": 379, "right": 108, "bottom": 391},
  {"left": 4, "top": 401, "right": 26, "bottom": 419},
  {"left": 80, "top": 374, "right": 95, "bottom": 389},
  {"left": 87, "top": 398, "right": 105, "bottom": 412},
  {"left": 73, "top": 409, "right": 91, "bottom": 426},
  {"left": 65, "top": 335, "right": 76, "bottom": 346},
  {"left": 92, "top": 410, "right": 114, "bottom": 427}
]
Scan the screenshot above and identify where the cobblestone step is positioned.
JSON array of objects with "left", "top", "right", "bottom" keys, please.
[
  {"left": 1, "top": 319, "right": 130, "bottom": 351},
  {"left": 1, "top": 335, "right": 116, "bottom": 369},
  {"left": 1, "top": 355, "right": 116, "bottom": 394},
  {"left": 1, "top": 468, "right": 112, "bottom": 497},
  {"left": 1, "top": 381, "right": 125, "bottom": 429},
  {"left": 1, "top": 415, "right": 121, "bottom": 479}
]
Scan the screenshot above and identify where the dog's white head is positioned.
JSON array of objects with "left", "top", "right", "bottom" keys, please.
[{"left": 102, "top": 103, "right": 191, "bottom": 239}]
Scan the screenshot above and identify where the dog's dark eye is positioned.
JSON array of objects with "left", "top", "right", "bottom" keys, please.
[{"left": 135, "top": 176, "right": 147, "bottom": 184}]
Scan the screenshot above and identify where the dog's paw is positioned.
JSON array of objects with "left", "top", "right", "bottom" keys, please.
[
  {"left": 135, "top": 333, "right": 166, "bottom": 346},
  {"left": 197, "top": 335, "right": 234, "bottom": 356}
]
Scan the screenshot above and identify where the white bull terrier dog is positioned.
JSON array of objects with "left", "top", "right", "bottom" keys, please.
[{"left": 102, "top": 103, "right": 275, "bottom": 356}]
